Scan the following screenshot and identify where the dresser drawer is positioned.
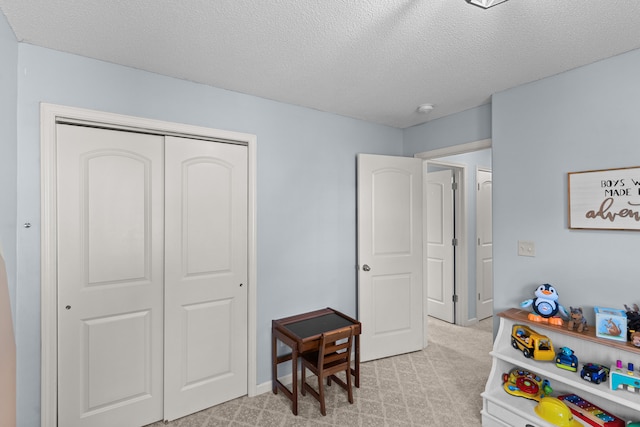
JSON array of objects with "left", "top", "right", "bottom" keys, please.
[{"left": 484, "top": 399, "right": 540, "bottom": 427}]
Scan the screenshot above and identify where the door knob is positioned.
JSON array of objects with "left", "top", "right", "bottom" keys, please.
[{"left": 363, "top": 264, "right": 371, "bottom": 272}]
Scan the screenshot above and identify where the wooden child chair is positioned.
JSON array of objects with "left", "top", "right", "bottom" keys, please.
[{"left": 300, "top": 325, "right": 354, "bottom": 415}]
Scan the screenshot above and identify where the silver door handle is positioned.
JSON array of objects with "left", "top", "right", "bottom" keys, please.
[{"left": 362, "top": 264, "right": 371, "bottom": 272}]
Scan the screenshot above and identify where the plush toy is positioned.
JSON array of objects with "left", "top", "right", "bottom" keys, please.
[
  {"left": 520, "top": 284, "right": 569, "bottom": 325},
  {"left": 631, "top": 331, "right": 640, "bottom": 347},
  {"left": 625, "top": 304, "right": 640, "bottom": 341},
  {"left": 567, "top": 307, "right": 588, "bottom": 333}
]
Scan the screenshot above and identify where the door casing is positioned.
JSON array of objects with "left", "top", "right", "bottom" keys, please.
[{"left": 40, "top": 103, "right": 258, "bottom": 427}]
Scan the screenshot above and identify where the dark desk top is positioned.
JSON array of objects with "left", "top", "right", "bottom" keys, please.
[
  {"left": 284, "top": 313, "right": 355, "bottom": 340},
  {"left": 273, "top": 307, "right": 361, "bottom": 342}
]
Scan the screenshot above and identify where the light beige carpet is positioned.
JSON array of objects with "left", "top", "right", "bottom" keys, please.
[{"left": 147, "top": 316, "right": 494, "bottom": 427}]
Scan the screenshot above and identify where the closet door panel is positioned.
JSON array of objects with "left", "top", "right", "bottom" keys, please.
[
  {"left": 57, "top": 124, "right": 164, "bottom": 427},
  {"left": 163, "top": 136, "right": 248, "bottom": 421}
]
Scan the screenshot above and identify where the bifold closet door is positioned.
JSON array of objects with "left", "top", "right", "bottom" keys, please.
[
  {"left": 163, "top": 136, "right": 248, "bottom": 421},
  {"left": 57, "top": 125, "right": 165, "bottom": 427}
]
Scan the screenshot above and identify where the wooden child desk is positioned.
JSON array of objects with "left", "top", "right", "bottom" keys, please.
[{"left": 271, "top": 307, "right": 361, "bottom": 415}]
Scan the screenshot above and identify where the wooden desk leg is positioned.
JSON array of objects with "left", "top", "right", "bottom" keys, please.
[
  {"left": 271, "top": 330, "right": 277, "bottom": 394},
  {"left": 291, "top": 348, "right": 298, "bottom": 415},
  {"left": 355, "top": 334, "right": 360, "bottom": 388}
]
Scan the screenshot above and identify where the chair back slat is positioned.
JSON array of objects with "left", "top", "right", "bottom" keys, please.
[
  {"left": 324, "top": 340, "right": 350, "bottom": 355},
  {"left": 318, "top": 326, "right": 353, "bottom": 369}
]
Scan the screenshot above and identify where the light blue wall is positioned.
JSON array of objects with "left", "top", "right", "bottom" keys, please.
[
  {"left": 492, "top": 48, "right": 640, "bottom": 327},
  {"left": 15, "top": 44, "right": 403, "bottom": 426},
  {"left": 403, "top": 103, "right": 492, "bottom": 156},
  {"left": 0, "top": 11, "right": 17, "bottom": 325}
]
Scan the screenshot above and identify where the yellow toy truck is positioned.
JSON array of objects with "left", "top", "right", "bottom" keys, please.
[{"left": 511, "top": 325, "right": 555, "bottom": 361}]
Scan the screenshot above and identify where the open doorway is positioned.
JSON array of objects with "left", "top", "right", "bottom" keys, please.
[{"left": 416, "top": 140, "right": 492, "bottom": 326}]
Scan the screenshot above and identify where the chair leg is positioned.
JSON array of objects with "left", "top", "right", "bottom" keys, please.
[
  {"left": 318, "top": 376, "right": 326, "bottom": 416},
  {"left": 301, "top": 363, "right": 306, "bottom": 396},
  {"left": 346, "top": 368, "right": 353, "bottom": 404}
]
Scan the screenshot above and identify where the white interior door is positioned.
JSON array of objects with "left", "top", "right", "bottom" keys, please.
[
  {"left": 57, "top": 125, "right": 164, "bottom": 427},
  {"left": 476, "top": 168, "right": 493, "bottom": 320},
  {"left": 426, "top": 169, "right": 455, "bottom": 323},
  {"left": 357, "top": 154, "right": 423, "bottom": 362},
  {"left": 163, "top": 136, "right": 248, "bottom": 421}
]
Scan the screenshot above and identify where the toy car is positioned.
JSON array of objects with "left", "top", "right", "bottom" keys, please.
[
  {"left": 580, "top": 363, "right": 609, "bottom": 384},
  {"left": 511, "top": 325, "right": 555, "bottom": 361},
  {"left": 555, "top": 347, "right": 578, "bottom": 372}
]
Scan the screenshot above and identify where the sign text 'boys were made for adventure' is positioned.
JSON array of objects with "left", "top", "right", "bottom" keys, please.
[{"left": 569, "top": 166, "right": 640, "bottom": 231}]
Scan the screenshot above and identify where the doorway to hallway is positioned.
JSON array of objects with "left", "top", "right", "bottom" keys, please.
[{"left": 417, "top": 140, "right": 492, "bottom": 326}]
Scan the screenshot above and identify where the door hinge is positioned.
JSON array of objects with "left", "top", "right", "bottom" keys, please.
[
  {"left": 452, "top": 182, "right": 458, "bottom": 191},
  {"left": 452, "top": 238, "right": 458, "bottom": 246},
  {"left": 453, "top": 294, "right": 459, "bottom": 303}
]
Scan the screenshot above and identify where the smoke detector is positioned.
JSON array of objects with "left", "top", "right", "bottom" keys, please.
[{"left": 417, "top": 104, "right": 434, "bottom": 114}]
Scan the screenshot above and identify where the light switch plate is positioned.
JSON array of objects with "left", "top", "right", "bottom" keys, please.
[{"left": 518, "top": 241, "right": 535, "bottom": 257}]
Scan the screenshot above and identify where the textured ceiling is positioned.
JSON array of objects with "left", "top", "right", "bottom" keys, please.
[{"left": 2, "top": 0, "right": 640, "bottom": 128}]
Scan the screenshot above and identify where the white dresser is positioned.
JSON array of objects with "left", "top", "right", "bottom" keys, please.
[{"left": 482, "top": 308, "right": 640, "bottom": 426}]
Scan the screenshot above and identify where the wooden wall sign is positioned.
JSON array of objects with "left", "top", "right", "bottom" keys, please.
[{"left": 568, "top": 166, "right": 640, "bottom": 230}]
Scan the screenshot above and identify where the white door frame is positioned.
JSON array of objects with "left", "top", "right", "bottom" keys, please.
[
  {"left": 40, "top": 103, "right": 258, "bottom": 427},
  {"left": 415, "top": 139, "right": 491, "bottom": 327}
]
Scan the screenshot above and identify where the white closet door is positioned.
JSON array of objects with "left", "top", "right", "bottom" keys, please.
[
  {"left": 57, "top": 125, "right": 164, "bottom": 427},
  {"left": 163, "top": 136, "right": 248, "bottom": 421}
]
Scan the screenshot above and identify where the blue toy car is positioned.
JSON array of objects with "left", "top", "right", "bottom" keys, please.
[
  {"left": 580, "top": 363, "right": 609, "bottom": 384},
  {"left": 555, "top": 347, "right": 578, "bottom": 372}
]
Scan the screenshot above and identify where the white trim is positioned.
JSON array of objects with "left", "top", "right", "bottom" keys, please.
[
  {"left": 414, "top": 139, "right": 491, "bottom": 160},
  {"left": 40, "top": 103, "right": 258, "bottom": 427},
  {"left": 256, "top": 375, "right": 290, "bottom": 396},
  {"left": 454, "top": 164, "right": 469, "bottom": 326},
  {"left": 40, "top": 104, "right": 58, "bottom": 427},
  {"left": 421, "top": 170, "right": 429, "bottom": 347}
]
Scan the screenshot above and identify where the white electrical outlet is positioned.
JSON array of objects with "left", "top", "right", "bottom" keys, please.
[{"left": 518, "top": 241, "right": 535, "bottom": 257}]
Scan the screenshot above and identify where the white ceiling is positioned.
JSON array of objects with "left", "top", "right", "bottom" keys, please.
[{"left": 2, "top": 0, "right": 640, "bottom": 128}]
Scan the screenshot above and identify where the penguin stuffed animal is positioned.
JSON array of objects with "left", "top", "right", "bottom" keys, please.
[{"left": 520, "top": 284, "right": 569, "bottom": 325}]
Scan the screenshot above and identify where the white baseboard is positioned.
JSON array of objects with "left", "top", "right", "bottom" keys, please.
[
  {"left": 464, "top": 317, "right": 479, "bottom": 326},
  {"left": 255, "top": 373, "right": 293, "bottom": 396}
]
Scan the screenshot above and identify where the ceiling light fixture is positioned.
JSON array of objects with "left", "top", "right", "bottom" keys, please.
[
  {"left": 466, "top": 0, "right": 509, "bottom": 8},
  {"left": 417, "top": 104, "right": 434, "bottom": 114}
]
